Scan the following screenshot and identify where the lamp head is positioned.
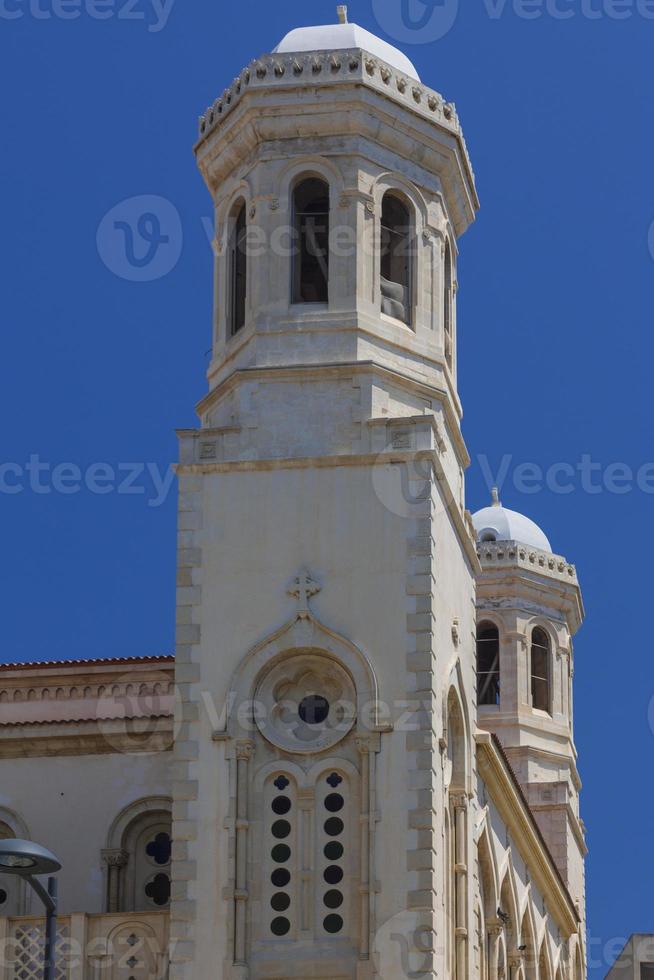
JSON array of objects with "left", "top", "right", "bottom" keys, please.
[{"left": 0, "top": 840, "right": 61, "bottom": 877}]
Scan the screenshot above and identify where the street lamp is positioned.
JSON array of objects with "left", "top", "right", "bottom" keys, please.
[{"left": 0, "top": 840, "right": 61, "bottom": 980}]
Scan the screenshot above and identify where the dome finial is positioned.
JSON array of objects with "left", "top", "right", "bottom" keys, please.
[
  {"left": 491, "top": 487, "right": 501, "bottom": 507},
  {"left": 337, "top": 5, "right": 348, "bottom": 23}
]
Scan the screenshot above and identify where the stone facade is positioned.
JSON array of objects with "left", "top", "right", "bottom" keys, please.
[{"left": 0, "top": 15, "right": 590, "bottom": 980}]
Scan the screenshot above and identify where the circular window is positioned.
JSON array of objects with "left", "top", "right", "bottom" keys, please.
[
  {"left": 271, "top": 917, "right": 291, "bottom": 937},
  {"left": 271, "top": 868, "right": 291, "bottom": 888},
  {"left": 271, "top": 844, "right": 291, "bottom": 864},
  {"left": 324, "top": 865, "right": 344, "bottom": 885},
  {"left": 324, "top": 914, "right": 344, "bottom": 934},
  {"left": 0, "top": 889, "right": 6, "bottom": 906},
  {"left": 324, "top": 841, "right": 344, "bottom": 861},
  {"left": 271, "top": 796, "right": 291, "bottom": 815},
  {"left": 271, "top": 892, "right": 291, "bottom": 912},
  {"left": 254, "top": 654, "right": 356, "bottom": 753},
  {"left": 324, "top": 817, "right": 344, "bottom": 837},
  {"left": 324, "top": 889, "right": 343, "bottom": 909},
  {"left": 324, "top": 793, "right": 344, "bottom": 813},
  {"left": 271, "top": 820, "right": 291, "bottom": 840},
  {"left": 298, "top": 695, "right": 330, "bottom": 725}
]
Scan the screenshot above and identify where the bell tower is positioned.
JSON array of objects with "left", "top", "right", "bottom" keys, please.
[
  {"left": 472, "top": 492, "right": 587, "bottom": 925},
  {"left": 170, "top": 11, "right": 480, "bottom": 980}
]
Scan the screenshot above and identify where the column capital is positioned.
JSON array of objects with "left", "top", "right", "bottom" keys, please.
[
  {"left": 486, "top": 917, "right": 504, "bottom": 938},
  {"left": 101, "top": 848, "right": 128, "bottom": 868},
  {"left": 235, "top": 739, "right": 255, "bottom": 762}
]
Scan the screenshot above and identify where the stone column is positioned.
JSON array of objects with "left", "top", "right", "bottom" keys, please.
[
  {"left": 452, "top": 795, "right": 468, "bottom": 980},
  {"left": 356, "top": 737, "right": 370, "bottom": 961},
  {"left": 101, "top": 849, "right": 128, "bottom": 913},
  {"left": 486, "top": 919, "right": 504, "bottom": 980},
  {"left": 234, "top": 740, "right": 254, "bottom": 977},
  {"left": 509, "top": 951, "right": 525, "bottom": 980},
  {"left": 297, "top": 787, "right": 314, "bottom": 936}
]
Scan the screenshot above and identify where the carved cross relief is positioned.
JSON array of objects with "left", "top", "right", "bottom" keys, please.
[{"left": 287, "top": 569, "right": 321, "bottom": 619}]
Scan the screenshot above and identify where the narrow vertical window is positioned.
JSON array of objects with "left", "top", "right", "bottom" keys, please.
[
  {"left": 265, "top": 773, "right": 297, "bottom": 940},
  {"left": 477, "top": 622, "right": 500, "bottom": 706},
  {"left": 444, "top": 239, "right": 453, "bottom": 367},
  {"left": 531, "top": 627, "right": 551, "bottom": 712},
  {"left": 380, "top": 192, "right": 412, "bottom": 324},
  {"left": 229, "top": 202, "right": 247, "bottom": 335},
  {"left": 293, "top": 177, "right": 330, "bottom": 303}
]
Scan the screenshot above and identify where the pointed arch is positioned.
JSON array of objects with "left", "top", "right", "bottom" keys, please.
[
  {"left": 477, "top": 824, "right": 499, "bottom": 922},
  {"left": 498, "top": 866, "right": 520, "bottom": 954},
  {"left": 520, "top": 904, "right": 538, "bottom": 979},
  {"left": 446, "top": 684, "right": 468, "bottom": 792},
  {"left": 538, "top": 938, "right": 553, "bottom": 980}
]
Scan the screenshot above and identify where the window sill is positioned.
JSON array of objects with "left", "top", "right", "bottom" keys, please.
[
  {"left": 289, "top": 302, "right": 329, "bottom": 312},
  {"left": 380, "top": 311, "right": 415, "bottom": 332}
]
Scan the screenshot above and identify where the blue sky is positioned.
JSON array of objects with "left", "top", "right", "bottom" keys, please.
[{"left": 1, "top": 0, "right": 652, "bottom": 973}]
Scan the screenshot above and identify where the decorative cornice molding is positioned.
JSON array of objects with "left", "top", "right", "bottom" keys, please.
[
  {"left": 476, "top": 731, "right": 579, "bottom": 938},
  {"left": 477, "top": 540, "right": 578, "bottom": 583},
  {"left": 196, "top": 48, "right": 463, "bottom": 158}
]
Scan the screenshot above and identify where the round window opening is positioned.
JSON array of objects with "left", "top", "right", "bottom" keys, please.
[
  {"left": 298, "top": 695, "right": 330, "bottom": 725},
  {"left": 254, "top": 653, "right": 356, "bottom": 753}
]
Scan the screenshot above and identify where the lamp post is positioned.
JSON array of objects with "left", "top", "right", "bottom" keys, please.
[{"left": 0, "top": 840, "right": 62, "bottom": 980}]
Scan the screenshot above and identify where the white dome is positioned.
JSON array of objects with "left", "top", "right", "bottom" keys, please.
[
  {"left": 472, "top": 491, "right": 552, "bottom": 552},
  {"left": 274, "top": 22, "right": 420, "bottom": 81}
]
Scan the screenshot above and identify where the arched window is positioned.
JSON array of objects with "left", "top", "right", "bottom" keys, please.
[
  {"left": 444, "top": 240, "right": 453, "bottom": 367},
  {"left": 293, "top": 177, "right": 330, "bottom": 304},
  {"left": 380, "top": 191, "right": 412, "bottom": 325},
  {"left": 531, "top": 627, "right": 551, "bottom": 713},
  {"left": 229, "top": 201, "right": 247, "bottom": 335},
  {"left": 477, "top": 622, "right": 500, "bottom": 706},
  {"left": 105, "top": 804, "right": 172, "bottom": 913}
]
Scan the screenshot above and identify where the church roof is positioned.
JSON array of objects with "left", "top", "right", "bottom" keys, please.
[
  {"left": 274, "top": 20, "right": 420, "bottom": 81},
  {"left": 0, "top": 654, "right": 174, "bottom": 672},
  {"left": 472, "top": 489, "right": 552, "bottom": 552}
]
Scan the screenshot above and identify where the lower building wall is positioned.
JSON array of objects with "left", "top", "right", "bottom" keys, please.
[{"left": 0, "top": 911, "right": 169, "bottom": 979}]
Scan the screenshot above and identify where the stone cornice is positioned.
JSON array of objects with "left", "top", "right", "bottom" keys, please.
[
  {"left": 194, "top": 48, "right": 477, "bottom": 236},
  {"left": 477, "top": 540, "right": 578, "bottom": 584},
  {"left": 206, "top": 314, "right": 465, "bottom": 423},
  {"left": 196, "top": 47, "right": 474, "bottom": 185},
  {"left": 195, "top": 360, "right": 469, "bottom": 468},
  {"left": 0, "top": 661, "right": 175, "bottom": 727},
  {"left": 476, "top": 732, "right": 580, "bottom": 938},
  {"left": 176, "top": 422, "right": 480, "bottom": 574},
  {"left": 476, "top": 540, "right": 584, "bottom": 634},
  {"left": 0, "top": 716, "right": 174, "bottom": 759}
]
